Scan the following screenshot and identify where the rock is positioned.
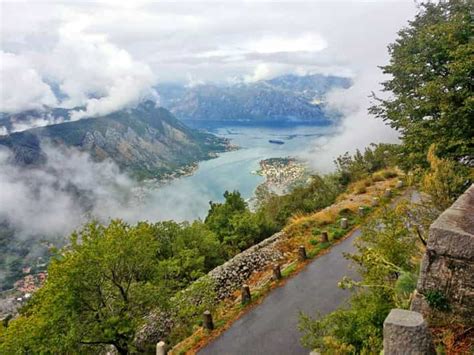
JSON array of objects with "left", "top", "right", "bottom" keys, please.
[
  {"left": 383, "top": 309, "right": 434, "bottom": 355},
  {"left": 412, "top": 184, "right": 474, "bottom": 324}
]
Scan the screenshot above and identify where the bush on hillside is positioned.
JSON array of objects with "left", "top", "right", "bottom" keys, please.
[{"left": 423, "top": 145, "right": 470, "bottom": 210}]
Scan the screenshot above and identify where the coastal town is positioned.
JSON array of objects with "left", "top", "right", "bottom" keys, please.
[
  {"left": 256, "top": 157, "right": 308, "bottom": 194},
  {"left": 0, "top": 269, "right": 47, "bottom": 322}
]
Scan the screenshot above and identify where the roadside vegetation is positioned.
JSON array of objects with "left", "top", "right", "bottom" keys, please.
[
  {"left": 0, "top": 141, "right": 404, "bottom": 353},
  {"left": 299, "top": 0, "right": 473, "bottom": 353}
]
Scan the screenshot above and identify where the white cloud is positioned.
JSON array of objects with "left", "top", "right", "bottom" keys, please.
[
  {"left": 0, "top": 142, "right": 212, "bottom": 240},
  {"left": 42, "top": 13, "right": 157, "bottom": 120},
  {"left": 0, "top": 144, "right": 134, "bottom": 239},
  {"left": 248, "top": 33, "right": 327, "bottom": 54},
  {"left": 0, "top": 1, "right": 419, "bottom": 164},
  {"left": 0, "top": 51, "right": 58, "bottom": 112},
  {"left": 244, "top": 63, "right": 272, "bottom": 83},
  {"left": 302, "top": 73, "right": 400, "bottom": 172},
  {"left": 1, "top": 7, "right": 157, "bottom": 122}
]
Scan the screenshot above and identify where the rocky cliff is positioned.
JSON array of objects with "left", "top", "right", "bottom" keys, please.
[{"left": 0, "top": 101, "right": 231, "bottom": 179}]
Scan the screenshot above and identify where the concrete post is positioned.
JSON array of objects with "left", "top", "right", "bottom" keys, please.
[
  {"left": 371, "top": 197, "right": 379, "bottom": 207},
  {"left": 156, "top": 341, "right": 166, "bottom": 355},
  {"left": 395, "top": 180, "right": 403, "bottom": 188},
  {"left": 340, "top": 218, "right": 348, "bottom": 229},
  {"left": 241, "top": 284, "right": 251, "bottom": 305},
  {"left": 383, "top": 309, "right": 435, "bottom": 355},
  {"left": 298, "top": 245, "right": 307, "bottom": 260},
  {"left": 272, "top": 263, "right": 282, "bottom": 280},
  {"left": 384, "top": 188, "right": 392, "bottom": 198},
  {"left": 203, "top": 310, "right": 214, "bottom": 330},
  {"left": 320, "top": 231, "right": 329, "bottom": 243},
  {"left": 358, "top": 206, "right": 365, "bottom": 216}
]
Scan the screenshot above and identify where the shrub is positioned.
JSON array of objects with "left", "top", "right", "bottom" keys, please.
[
  {"left": 425, "top": 290, "right": 450, "bottom": 311},
  {"left": 354, "top": 184, "right": 367, "bottom": 195},
  {"left": 382, "top": 170, "right": 398, "bottom": 179},
  {"left": 422, "top": 145, "right": 470, "bottom": 210},
  {"left": 372, "top": 172, "right": 385, "bottom": 182},
  {"left": 334, "top": 143, "right": 401, "bottom": 185},
  {"left": 332, "top": 229, "right": 346, "bottom": 240}
]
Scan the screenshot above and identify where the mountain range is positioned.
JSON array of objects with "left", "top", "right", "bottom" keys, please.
[
  {"left": 0, "top": 74, "right": 351, "bottom": 179},
  {"left": 156, "top": 74, "right": 352, "bottom": 122},
  {"left": 0, "top": 101, "right": 230, "bottom": 180}
]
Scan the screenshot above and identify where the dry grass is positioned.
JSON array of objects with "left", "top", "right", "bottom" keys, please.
[
  {"left": 284, "top": 175, "right": 400, "bottom": 241},
  {"left": 372, "top": 168, "right": 399, "bottom": 182},
  {"left": 432, "top": 324, "right": 473, "bottom": 354},
  {"left": 364, "top": 178, "right": 373, "bottom": 187},
  {"left": 354, "top": 183, "right": 367, "bottom": 195}
]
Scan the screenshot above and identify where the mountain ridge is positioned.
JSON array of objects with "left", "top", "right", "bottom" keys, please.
[
  {"left": 156, "top": 73, "right": 352, "bottom": 122},
  {"left": 0, "top": 101, "right": 231, "bottom": 180}
]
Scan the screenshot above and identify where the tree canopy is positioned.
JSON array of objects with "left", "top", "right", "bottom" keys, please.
[{"left": 370, "top": 0, "right": 473, "bottom": 168}]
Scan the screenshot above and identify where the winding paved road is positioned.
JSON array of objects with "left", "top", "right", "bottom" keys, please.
[{"left": 199, "top": 230, "right": 361, "bottom": 355}]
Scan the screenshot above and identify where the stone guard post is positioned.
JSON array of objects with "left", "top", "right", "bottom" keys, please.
[
  {"left": 156, "top": 341, "right": 166, "bottom": 355},
  {"left": 383, "top": 309, "right": 435, "bottom": 355}
]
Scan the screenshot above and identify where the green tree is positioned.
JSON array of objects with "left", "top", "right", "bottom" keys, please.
[
  {"left": 204, "top": 191, "right": 267, "bottom": 254},
  {"left": 0, "top": 220, "right": 165, "bottom": 354},
  {"left": 205, "top": 190, "right": 247, "bottom": 242},
  {"left": 334, "top": 143, "right": 401, "bottom": 185},
  {"left": 152, "top": 221, "right": 223, "bottom": 290},
  {"left": 258, "top": 174, "right": 341, "bottom": 228},
  {"left": 370, "top": 0, "right": 474, "bottom": 169}
]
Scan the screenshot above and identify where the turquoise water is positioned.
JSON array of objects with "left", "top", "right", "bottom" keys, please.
[{"left": 139, "top": 122, "right": 334, "bottom": 221}]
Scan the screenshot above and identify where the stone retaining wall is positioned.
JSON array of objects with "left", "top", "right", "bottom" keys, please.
[
  {"left": 411, "top": 184, "right": 474, "bottom": 325},
  {"left": 208, "top": 231, "right": 286, "bottom": 300},
  {"left": 136, "top": 231, "right": 287, "bottom": 349}
]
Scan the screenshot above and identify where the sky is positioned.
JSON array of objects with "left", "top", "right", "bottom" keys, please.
[{"left": 1, "top": 0, "right": 418, "bottom": 117}]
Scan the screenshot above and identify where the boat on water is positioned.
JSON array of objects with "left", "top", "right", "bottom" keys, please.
[{"left": 268, "top": 139, "right": 285, "bottom": 145}]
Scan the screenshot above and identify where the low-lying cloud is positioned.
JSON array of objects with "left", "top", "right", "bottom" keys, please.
[
  {"left": 0, "top": 145, "right": 132, "bottom": 240},
  {"left": 301, "top": 3, "right": 415, "bottom": 172},
  {"left": 48, "top": 14, "right": 157, "bottom": 120},
  {"left": 0, "top": 143, "right": 215, "bottom": 242}
]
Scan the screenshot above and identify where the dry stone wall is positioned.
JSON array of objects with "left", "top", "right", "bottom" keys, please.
[
  {"left": 136, "top": 231, "right": 287, "bottom": 349},
  {"left": 208, "top": 231, "right": 286, "bottom": 300}
]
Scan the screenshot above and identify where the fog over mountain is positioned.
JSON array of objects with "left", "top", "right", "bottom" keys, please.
[
  {"left": 157, "top": 74, "right": 351, "bottom": 122},
  {"left": 0, "top": 0, "right": 420, "bottom": 224},
  {"left": 1, "top": 2, "right": 416, "bottom": 133}
]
